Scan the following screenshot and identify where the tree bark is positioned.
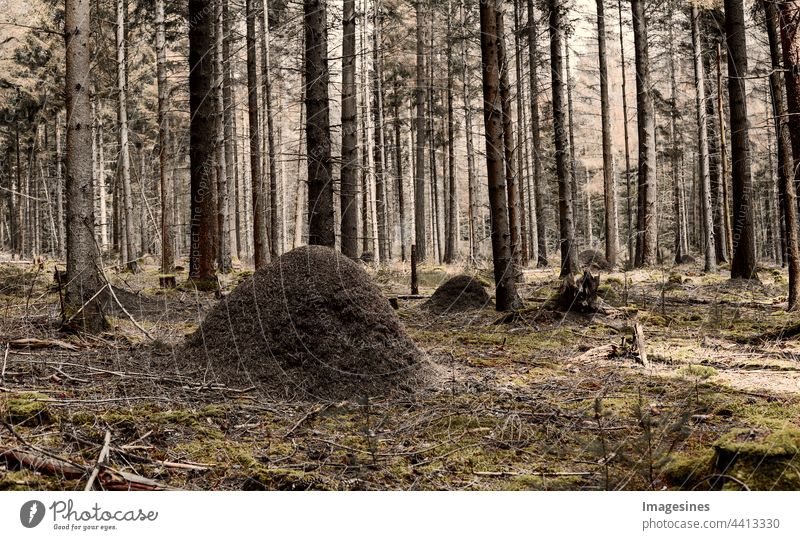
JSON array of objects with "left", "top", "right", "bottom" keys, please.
[
  {"left": 548, "top": 0, "right": 578, "bottom": 277},
  {"left": 304, "top": 0, "right": 335, "bottom": 247},
  {"left": 526, "top": 0, "right": 548, "bottom": 267},
  {"left": 631, "top": 0, "right": 657, "bottom": 267},
  {"left": 691, "top": 4, "right": 716, "bottom": 272},
  {"left": 116, "top": 0, "right": 137, "bottom": 272},
  {"left": 65, "top": 0, "right": 107, "bottom": 332},
  {"left": 414, "top": 1, "right": 427, "bottom": 261},
  {"left": 188, "top": 0, "right": 217, "bottom": 286},
  {"left": 724, "top": 0, "right": 757, "bottom": 279},
  {"left": 246, "top": 0, "right": 268, "bottom": 268},
  {"left": 155, "top": 0, "right": 173, "bottom": 280},
  {"left": 259, "top": 0, "right": 279, "bottom": 259},
  {"left": 617, "top": 0, "right": 634, "bottom": 266},
  {"left": 372, "top": 0, "right": 389, "bottom": 262},
  {"left": 341, "top": 0, "right": 359, "bottom": 258},
  {"left": 772, "top": 0, "right": 800, "bottom": 308},
  {"left": 444, "top": 0, "right": 458, "bottom": 264},
  {"left": 461, "top": 0, "right": 479, "bottom": 265},
  {"left": 596, "top": 0, "right": 617, "bottom": 268},
  {"left": 479, "top": 0, "right": 522, "bottom": 311}
]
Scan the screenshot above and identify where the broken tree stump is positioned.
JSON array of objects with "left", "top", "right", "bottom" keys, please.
[
  {"left": 559, "top": 270, "right": 601, "bottom": 312},
  {"left": 633, "top": 323, "right": 649, "bottom": 367}
]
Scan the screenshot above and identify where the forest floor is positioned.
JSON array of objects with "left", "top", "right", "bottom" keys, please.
[{"left": 1, "top": 254, "right": 800, "bottom": 491}]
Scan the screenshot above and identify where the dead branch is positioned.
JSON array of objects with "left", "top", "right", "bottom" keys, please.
[{"left": 84, "top": 430, "right": 112, "bottom": 491}]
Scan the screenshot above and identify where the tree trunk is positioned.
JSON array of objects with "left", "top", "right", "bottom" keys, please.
[
  {"left": 444, "top": 0, "right": 458, "bottom": 264},
  {"left": 565, "top": 40, "right": 579, "bottom": 239},
  {"left": 691, "top": 4, "right": 716, "bottom": 272},
  {"left": 617, "top": 0, "right": 633, "bottom": 266},
  {"left": 259, "top": 0, "right": 279, "bottom": 259},
  {"left": 414, "top": 1, "right": 427, "bottom": 261},
  {"left": 716, "top": 42, "right": 734, "bottom": 261},
  {"left": 222, "top": 0, "right": 238, "bottom": 262},
  {"left": 188, "top": 0, "right": 217, "bottom": 287},
  {"left": 525, "top": 1, "right": 547, "bottom": 267},
  {"left": 55, "top": 111, "right": 65, "bottom": 258},
  {"left": 479, "top": 0, "right": 522, "bottom": 311},
  {"left": 64, "top": 0, "right": 107, "bottom": 332},
  {"left": 304, "top": 0, "right": 335, "bottom": 247},
  {"left": 668, "top": 4, "right": 687, "bottom": 264},
  {"left": 631, "top": 0, "right": 657, "bottom": 267},
  {"left": 215, "top": 0, "right": 230, "bottom": 273},
  {"left": 341, "top": 0, "right": 359, "bottom": 258},
  {"left": 512, "top": 0, "right": 529, "bottom": 266},
  {"left": 771, "top": 0, "right": 800, "bottom": 308},
  {"left": 779, "top": 2, "right": 800, "bottom": 232},
  {"left": 372, "top": 0, "right": 388, "bottom": 262},
  {"left": 548, "top": 0, "right": 578, "bottom": 277},
  {"left": 724, "top": 0, "right": 757, "bottom": 279},
  {"left": 155, "top": 0, "right": 173, "bottom": 281},
  {"left": 246, "top": 0, "right": 268, "bottom": 268},
  {"left": 461, "top": 0, "right": 479, "bottom": 265},
  {"left": 116, "top": 0, "right": 137, "bottom": 272},
  {"left": 496, "top": 5, "right": 522, "bottom": 275},
  {"left": 596, "top": 0, "right": 617, "bottom": 268}
]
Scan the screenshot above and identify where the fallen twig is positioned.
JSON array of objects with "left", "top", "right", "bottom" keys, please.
[
  {"left": 8, "top": 338, "right": 80, "bottom": 351},
  {"left": 84, "top": 430, "right": 112, "bottom": 491},
  {"left": 0, "top": 447, "right": 86, "bottom": 480}
]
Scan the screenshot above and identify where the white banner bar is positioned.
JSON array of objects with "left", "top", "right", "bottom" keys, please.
[{"left": 1, "top": 491, "right": 797, "bottom": 539}]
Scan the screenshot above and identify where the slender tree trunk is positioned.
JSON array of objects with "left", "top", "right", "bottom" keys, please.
[
  {"left": 778, "top": 2, "right": 800, "bottom": 225},
  {"left": 215, "top": 0, "right": 230, "bottom": 272},
  {"left": 495, "top": 5, "right": 522, "bottom": 274},
  {"left": 631, "top": 0, "right": 657, "bottom": 267},
  {"left": 341, "top": 0, "right": 359, "bottom": 258},
  {"left": 596, "top": 0, "right": 617, "bottom": 268},
  {"left": 414, "top": 1, "right": 427, "bottom": 261},
  {"left": 55, "top": 111, "right": 65, "bottom": 258},
  {"left": 724, "top": 0, "right": 757, "bottom": 279},
  {"left": 304, "top": 0, "right": 335, "bottom": 247},
  {"left": 155, "top": 0, "right": 174, "bottom": 281},
  {"left": 668, "top": 5, "right": 686, "bottom": 264},
  {"left": 549, "top": 0, "right": 578, "bottom": 277},
  {"left": 372, "top": 0, "right": 388, "bottom": 262},
  {"left": 222, "top": 0, "right": 238, "bottom": 262},
  {"left": 116, "top": 0, "right": 137, "bottom": 271},
  {"left": 525, "top": 0, "right": 547, "bottom": 267},
  {"left": 444, "top": 0, "right": 458, "bottom": 264},
  {"left": 65, "top": 0, "right": 106, "bottom": 331},
  {"left": 460, "top": 0, "right": 479, "bottom": 265},
  {"left": 259, "top": 0, "right": 279, "bottom": 258},
  {"left": 246, "top": 0, "right": 268, "bottom": 268},
  {"left": 617, "top": 0, "right": 634, "bottom": 266},
  {"left": 772, "top": 0, "right": 800, "bottom": 307},
  {"left": 716, "top": 42, "right": 734, "bottom": 260},
  {"left": 188, "top": 0, "right": 217, "bottom": 286},
  {"left": 513, "top": 0, "right": 529, "bottom": 266},
  {"left": 691, "top": 4, "right": 716, "bottom": 272},
  {"left": 97, "top": 116, "right": 107, "bottom": 254},
  {"left": 393, "top": 88, "right": 406, "bottom": 261},
  {"left": 479, "top": 0, "right": 522, "bottom": 310}
]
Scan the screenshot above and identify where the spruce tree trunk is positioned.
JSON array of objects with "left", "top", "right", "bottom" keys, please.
[
  {"left": 496, "top": 5, "right": 522, "bottom": 274},
  {"left": 65, "top": 0, "right": 106, "bottom": 332},
  {"left": 526, "top": 0, "right": 548, "bottom": 267},
  {"left": 668, "top": 5, "right": 686, "bottom": 264},
  {"left": 444, "top": 0, "right": 458, "bottom": 264},
  {"left": 188, "top": 0, "right": 217, "bottom": 286},
  {"left": 691, "top": 4, "right": 716, "bottom": 272},
  {"left": 771, "top": 0, "right": 800, "bottom": 308},
  {"left": 724, "top": 0, "right": 757, "bottom": 279},
  {"left": 215, "top": 0, "right": 230, "bottom": 272},
  {"left": 414, "top": 1, "right": 427, "bottom": 261},
  {"left": 631, "top": 0, "right": 657, "bottom": 267},
  {"left": 393, "top": 88, "right": 406, "bottom": 261},
  {"left": 461, "top": 0, "right": 479, "bottom": 265},
  {"left": 716, "top": 42, "right": 734, "bottom": 260},
  {"left": 596, "top": 0, "right": 617, "bottom": 268},
  {"left": 617, "top": 0, "right": 634, "bottom": 266},
  {"left": 479, "top": 0, "right": 522, "bottom": 311},
  {"left": 512, "top": 0, "right": 529, "bottom": 266},
  {"left": 341, "top": 0, "right": 359, "bottom": 258},
  {"left": 222, "top": 0, "right": 238, "bottom": 261},
  {"left": 548, "top": 0, "right": 578, "bottom": 277},
  {"left": 259, "top": 0, "right": 279, "bottom": 259},
  {"left": 372, "top": 0, "right": 388, "bottom": 262},
  {"left": 779, "top": 2, "right": 800, "bottom": 229},
  {"left": 304, "top": 0, "right": 335, "bottom": 247},
  {"left": 55, "top": 111, "right": 65, "bottom": 258},
  {"left": 156, "top": 0, "right": 173, "bottom": 280},
  {"left": 246, "top": 0, "right": 268, "bottom": 268},
  {"left": 116, "top": 0, "right": 137, "bottom": 272}
]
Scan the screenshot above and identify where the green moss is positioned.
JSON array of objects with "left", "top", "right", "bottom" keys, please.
[
  {"left": 712, "top": 428, "right": 800, "bottom": 490},
  {"left": 661, "top": 450, "right": 714, "bottom": 489},
  {"left": 2, "top": 392, "right": 53, "bottom": 426},
  {"left": 248, "top": 467, "right": 331, "bottom": 490},
  {"left": 676, "top": 365, "right": 718, "bottom": 379}
]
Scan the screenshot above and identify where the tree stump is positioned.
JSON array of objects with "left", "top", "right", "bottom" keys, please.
[{"left": 559, "top": 270, "right": 600, "bottom": 312}]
